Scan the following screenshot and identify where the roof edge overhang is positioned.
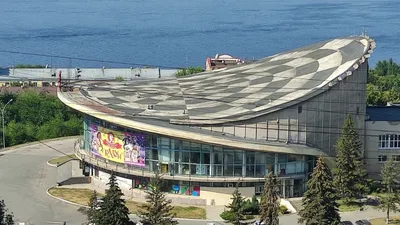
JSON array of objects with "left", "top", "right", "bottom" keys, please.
[{"left": 59, "top": 91, "right": 324, "bottom": 156}]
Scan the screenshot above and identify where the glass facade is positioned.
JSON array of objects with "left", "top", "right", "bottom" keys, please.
[{"left": 83, "top": 116, "right": 316, "bottom": 180}]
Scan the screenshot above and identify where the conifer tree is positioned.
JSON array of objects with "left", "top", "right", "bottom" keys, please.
[
  {"left": 98, "top": 172, "right": 131, "bottom": 225},
  {"left": 298, "top": 156, "right": 341, "bottom": 225},
  {"left": 0, "top": 199, "right": 14, "bottom": 225},
  {"left": 138, "top": 172, "right": 177, "bottom": 225},
  {"left": 226, "top": 183, "right": 245, "bottom": 225},
  {"left": 87, "top": 190, "right": 100, "bottom": 225},
  {"left": 378, "top": 157, "right": 400, "bottom": 224},
  {"left": 333, "top": 114, "right": 369, "bottom": 202},
  {"left": 259, "top": 172, "right": 279, "bottom": 225}
]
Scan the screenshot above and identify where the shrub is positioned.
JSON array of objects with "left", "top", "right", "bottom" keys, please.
[
  {"left": 242, "top": 196, "right": 260, "bottom": 215},
  {"left": 175, "top": 67, "right": 204, "bottom": 77},
  {"left": 220, "top": 211, "right": 236, "bottom": 222},
  {"left": 279, "top": 205, "right": 289, "bottom": 214},
  {"left": 115, "top": 76, "right": 124, "bottom": 81},
  {"left": 14, "top": 64, "right": 46, "bottom": 68}
]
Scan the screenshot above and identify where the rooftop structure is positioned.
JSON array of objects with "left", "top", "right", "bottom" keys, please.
[{"left": 205, "top": 54, "right": 244, "bottom": 71}]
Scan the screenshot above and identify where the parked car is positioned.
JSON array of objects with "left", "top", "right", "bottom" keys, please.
[
  {"left": 355, "top": 220, "right": 371, "bottom": 225},
  {"left": 253, "top": 221, "right": 265, "bottom": 225},
  {"left": 339, "top": 221, "right": 353, "bottom": 225}
]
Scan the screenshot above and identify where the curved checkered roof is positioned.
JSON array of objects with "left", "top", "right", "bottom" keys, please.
[{"left": 80, "top": 36, "right": 374, "bottom": 124}]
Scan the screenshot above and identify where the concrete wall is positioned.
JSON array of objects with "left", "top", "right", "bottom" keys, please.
[
  {"left": 200, "top": 187, "right": 255, "bottom": 205},
  {"left": 9, "top": 68, "right": 178, "bottom": 80},
  {"left": 92, "top": 174, "right": 207, "bottom": 206},
  {"left": 365, "top": 120, "right": 400, "bottom": 179},
  {"left": 57, "top": 161, "right": 72, "bottom": 184},
  {"left": 194, "top": 61, "right": 368, "bottom": 157}
]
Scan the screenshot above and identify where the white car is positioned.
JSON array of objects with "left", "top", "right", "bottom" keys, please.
[{"left": 254, "top": 221, "right": 265, "bottom": 225}]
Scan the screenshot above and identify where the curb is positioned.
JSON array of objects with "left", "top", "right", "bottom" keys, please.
[
  {"left": 46, "top": 185, "right": 89, "bottom": 209},
  {"left": 46, "top": 155, "right": 79, "bottom": 168},
  {"left": 46, "top": 186, "right": 222, "bottom": 222},
  {"left": 46, "top": 161, "right": 57, "bottom": 168}
]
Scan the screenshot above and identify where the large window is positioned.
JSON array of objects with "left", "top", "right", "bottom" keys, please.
[
  {"left": 379, "top": 134, "right": 400, "bottom": 149},
  {"left": 82, "top": 116, "right": 311, "bottom": 178}
]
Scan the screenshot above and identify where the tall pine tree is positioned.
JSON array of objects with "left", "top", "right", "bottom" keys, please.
[
  {"left": 259, "top": 172, "right": 279, "bottom": 225},
  {"left": 378, "top": 157, "right": 400, "bottom": 224},
  {"left": 333, "top": 114, "right": 369, "bottom": 202},
  {"left": 98, "top": 172, "right": 131, "bottom": 225},
  {"left": 226, "top": 183, "right": 245, "bottom": 225},
  {"left": 0, "top": 199, "right": 14, "bottom": 225},
  {"left": 298, "top": 156, "right": 341, "bottom": 225},
  {"left": 87, "top": 190, "right": 100, "bottom": 225},
  {"left": 138, "top": 172, "right": 177, "bottom": 225}
]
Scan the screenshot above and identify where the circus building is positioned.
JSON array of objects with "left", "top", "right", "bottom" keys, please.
[{"left": 58, "top": 35, "right": 375, "bottom": 205}]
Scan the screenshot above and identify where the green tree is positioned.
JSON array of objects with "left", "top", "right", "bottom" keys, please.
[
  {"left": 259, "top": 172, "right": 279, "bottom": 225},
  {"left": 367, "top": 59, "right": 400, "bottom": 105},
  {"left": 298, "top": 156, "right": 341, "bottom": 225},
  {"left": 0, "top": 90, "right": 82, "bottom": 147},
  {"left": 333, "top": 114, "right": 369, "bottom": 202},
  {"left": 226, "top": 183, "right": 244, "bottom": 225},
  {"left": 0, "top": 199, "right": 14, "bottom": 225},
  {"left": 87, "top": 190, "right": 100, "bottom": 225},
  {"left": 139, "top": 172, "right": 177, "bottom": 225},
  {"left": 242, "top": 195, "right": 260, "bottom": 215},
  {"left": 5, "top": 121, "right": 36, "bottom": 146},
  {"left": 373, "top": 58, "right": 400, "bottom": 76},
  {"left": 98, "top": 173, "right": 130, "bottom": 225},
  {"left": 36, "top": 116, "right": 64, "bottom": 140},
  {"left": 377, "top": 157, "right": 400, "bottom": 224}
]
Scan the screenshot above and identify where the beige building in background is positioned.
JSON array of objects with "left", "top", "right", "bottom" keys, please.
[{"left": 365, "top": 105, "right": 400, "bottom": 179}]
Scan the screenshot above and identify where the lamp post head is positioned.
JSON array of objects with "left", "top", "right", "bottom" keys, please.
[{"left": 8, "top": 99, "right": 13, "bottom": 103}]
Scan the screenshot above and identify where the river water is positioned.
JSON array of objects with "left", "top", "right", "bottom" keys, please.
[{"left": 0, "top": 0, "right": 399, "bottom": 68}]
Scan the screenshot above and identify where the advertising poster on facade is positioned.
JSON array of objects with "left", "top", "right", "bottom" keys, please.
[{"left": 89, "top": 124, "right": 146, "bottom": 166}]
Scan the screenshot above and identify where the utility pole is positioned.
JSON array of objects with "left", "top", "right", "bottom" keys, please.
[{"left": 2, "top": 99, "right": 13, "bottom": 149}]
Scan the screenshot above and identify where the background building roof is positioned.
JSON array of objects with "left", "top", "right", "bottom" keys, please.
[{"left": 366, "top": 106, "right": 400, "bottom": 121}]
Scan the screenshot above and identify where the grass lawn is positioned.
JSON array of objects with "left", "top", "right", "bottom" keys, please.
[
  {"left": 48, "top": 187, "right": 206, "bottom": 219},
  {"left": 337, "top": 200, "right": 363, "bottom": 212},
  {"left": 48, "top": 154, "right": 78, "bottom": 166},
  {"left": 370, "top": 216, "right": 400, "bottom": 225},
  {"left": 48, "top": 188, "right": 98, "bottom": 206}
]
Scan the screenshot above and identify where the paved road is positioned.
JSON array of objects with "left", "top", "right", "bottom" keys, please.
[{"left": 0, "top": 138, "right": 86, "bottom": 225}]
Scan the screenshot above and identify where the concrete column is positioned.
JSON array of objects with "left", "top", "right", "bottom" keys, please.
[
  {"left": 274, "top": 153, "right": 278, "bottom": 175},
  {"left": 283, "top": 180, "right": 286, "bottom": 198},
  {"left": 179, "top": 151, "right": 182, "bottom": 175},
  {"left": 290, "top": 179, "right": 294, "bottom": 197},
  {"left": 242, "top": 151, "right": 246, "bottom": 177},
  {"left": 210, "top": 147, "right": 214, "bottom": 176}
]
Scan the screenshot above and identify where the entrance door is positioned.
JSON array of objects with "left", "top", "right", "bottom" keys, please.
[
  {"left": 255, "top": 184, "right": 264, "bottom": 195},
  {"left": 280, "top": 179, "right": 294, "bottom": 198}
]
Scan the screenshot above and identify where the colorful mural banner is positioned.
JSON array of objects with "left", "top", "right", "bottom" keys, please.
[{"left": 90, "top": 124, "right": 146, "bottom": 166}]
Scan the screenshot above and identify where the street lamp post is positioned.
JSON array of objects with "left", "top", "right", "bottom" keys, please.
[{"left": 2, "top": 99, "right": 13, "bottom": 149}]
